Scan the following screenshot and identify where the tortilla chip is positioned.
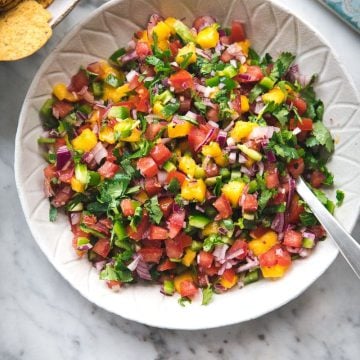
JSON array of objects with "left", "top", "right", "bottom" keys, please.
[
  {"left": 0, "top": 0, "right": 52, "bottom": 61},
  {"left": 36, "top": 0, "right": 53, "bottom": 8},
  {"left": 0, "top": 0, "right": 24, "bottom": 12}
]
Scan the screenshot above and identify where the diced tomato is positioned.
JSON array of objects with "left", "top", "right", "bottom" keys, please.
[
  {"left": 167, "top": 208, "right": 185, "bottom": 238},
  {"left": 310, "top": 170, "right": 326, "bottom": 188},
  {"left": 259, "top": 245, "right": 291, "bottom": 268},
  {"left": 99, "top": 218, "right": 112, "bottom": 229},
  {"left": 229, "top": 20, "right": 246, "bottom": 42},
  {"left": 93, "top": 238, "right": 111, "bottom": 258},
  {"left": 98, "top": 161, "right": 119, "bottom": 179},
  {"left": 169, "top": 39, "right": 182, "bottom": 57},
  {"left": 44, "top": 164, "right": 57, "bottom": 179},
  {"left": 179, "top": 280, "right": 198, "bottom": 298},
  {"left": 287, "top": 194, "right": 305, "bottom": 224},
  {"left": 135, "top": 41, "right": 152, "bottom": 60},
  {"left": 157, "top": 259, "right": 177, "bottom": 271},
  {"left": 236, "top": 65, "right": 263, "bottom": 83},
  {"left": 198, "top": 251, "right": 214, "bottom": 269},
  {"left": 166, "top": 170, "right": 186, "bottom": 185},
  {"left": 287, "top": 158, "right": 305, "bottom": 178},
  {"left": 227, "top": 239, "right": 248, "bottom": 260},
  {"left": 52, "top": 101, "right": 74, "bottom": 119},
  {"left": 293, "top": 96, "right": 307, "bottom": 116},
  {"left": 55, "top": 138, "right": 67, "bottom": 150},
  {"left": 309, "top": 225, "right": 326, "bottom": 240},
  {"left": 86, "top": 62, "right": 103, "bottom": 76},
  {"left": 71, "top": 224, "right": 88, "bottom": 237},
  {"left": 283, "top": 229, "right": 303, "bottom": 248},
  {"left": 250, "top": 226, "right": 268, "bottom": 239},
  {"left": 149, "top": 225, "right": 168, "bottom": 240},
  {"left": 289, "top": 118, "right": 313, "bottom": 131},
  {"left": 158, "top": 197, "right": 174, "bottom": 218},
  {"left": 138, "top": 247, "right": 163, "bottom": 263},
  {"left": 58, "top": 168, "right": 74, "bottom": 183},
  {"left": 137, "top": 156, "right": 158, "bottom": 178},
  {"left": 188, "top": 123, "right": 218, "bottom": 152},
  {"left": 144, "top": 177, "right": 162, "bottom": 196},
  {"left": 265, "top": 169, "right": 280, "bottom": 189},
  {"left": 128, "top": 211, "right": 149, "bottom": 241},
  {"left": 51, "top": 186, "right": 73, "bottom": 207},
  {"left": 128, "top": 75, "right": 141, "bottom": 90},
  {"left": 242, "top": 194, "right": 258, "bottom": 212},
  {"left": 145, "top": 122, "right": 166, "bottom": 140},
  {"left": 176, "top": 232, "right": 192, "bottom": 249},
  {"left": 120, "top": 198, "right": 136, "bottom": 217},
  {"left": 150, "top": 143, "right": 172, "bottom": 167},
  {"left": 213, "top": 194, "right": 233, "bottom": 220},
  {"left": 205, "top": 162, "right": 219, "bottom": 177},
  {"left": 142, "top": 239, "right": 162, "bottom": 248},
  {"left": 68, "top": 69, "right": 89, "bottom": 92},
  {"left": 169, "top": 69, "right": 194, "bottom": 93},
  {"left": 165, "top": 237, "right": 183, "bottom": 259},
  {"left": 270, "top": 189, "right": 287, "bottom": 205},
  {"left": 203, "top": 266, "right": 219, "bottom": 276},
  {"left": 106, "top": 280, "right": 122, "bottom": 290},
  {"left": 134, "top": 84, "right": 150, "bottom": 113}
]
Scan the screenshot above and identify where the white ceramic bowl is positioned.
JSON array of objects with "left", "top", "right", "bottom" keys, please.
[{"left": 15, "top": 0, "right": 360, "bottom": 329}]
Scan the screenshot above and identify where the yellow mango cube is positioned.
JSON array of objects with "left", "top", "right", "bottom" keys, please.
[
  {"left": 181, "top": 179, "right": 206, "bottom": 202},
  {"left": 202, "top": 142, "right": 222, "bottom": 158},
  {"left": 167, "top": 121, "right": 193, "bottom": 138},
  {"left": 202, "top": 222, "right": 219, "bottom": 236},
  {"left": 196, "top": 25, "right": 219, "bottom": 49},
  {"left": 102, "top": 83, "right": 130, "bottom": 103},
  {"left": 71, "top": 177, "right": 85, "bottom": 193},
  {"left": 240, "top": 95, "right": 250, "bottom": 113},
  {"left": 153, "top": 21, "right": 172, "bottom": 41},
  {"left": 219, "top": 273, "right": 238, "bottom": 289},
  {"left": 230, "top": 121, "right": 258, "bottom": 142},
  {"left": 182, "top": 248, "right": 197, "bottom": 267},
  {"left": 262, "top": 87, "right": 286, "bottom": 105},
  {"left": 248, "top": 230, "right": 278, "bottom": 256},
  {"left": 179, "top": 156, "right": 197, "bottom": 177},
  {"left": 174, "top": 272, "right": 194, "bottom": 293},
  {"left": 72, "top": 128, "right": 97, "bottom": 152},
  {"left": 222, "top": 180, "right": 245, "bottom": 207},
  {"left": 99, "top": 126, "right": 115, "bottom": 144},
  {"left": 261, "top": 264, "right": 288, "bottom": 278},
  {"left": 53, "top": 83, "right": 77, "bottom": 102},
  {"left": 122, "top": 128, "right": 141, "bottom": 142},
  {"left": 214, "top": 154, "right": 228, "bottom": 167},
  {"left": 176, "top": 42, "right": 197, "bottom": 66},
  {"left": 164, "top": 17, "right": 177, "bottom": 34}
]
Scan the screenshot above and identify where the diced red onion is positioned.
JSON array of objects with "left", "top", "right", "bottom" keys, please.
[
  {"left": 94, "top": 260, "right": 106, "bottom": 271},
  {"left": 195, "top": 48, "right": 212, "bottom": 60},
  {"left": 195, "top": 83, "right": 213, "bottom": 98},
  {"left": 131, "top": 109, "right": 138, "bottom": 120},
  {"left": 136, "top": 257, "right": 152, "bottom": 280},
  {"left": 77, "top": 243, "right": 93, "bottom": 251},
  {"left": 227, "top": 248, "right": 245, "bottom": 260},
  {"left": 91, "top": 142, "right": 108, "bottom": 165},
  {"left": 214, "top": 41, "right": 224, "bottom": 55},
  {"left": 238, "top": 154, "right": 247, "bottom": 163},
  {"left": 218, "top": 261, "right": 234, "bottom": 275},
  {"left": 254, "top": 101, "right": 266, "bottom": 115},
  {"left": 82, "top": 151, "right": 94, "bottom": 165},
  {"left": 302, "top": 231, "right": 316, "bottom": 240},
  {"left": 238, "top": 73, "right": 252, "bottom": 81},
  {"left": 236, "top": 257, "right": 259, "bottom": 273},
  {"left": 76, "top": 111, "right": 88, "bottom": 121},
  {"left": 157, "top": 171, "right": 168, "bottom": 185},
  {"left": 202, "top": 98, "right": 216, "bottom": 109},
  {"left": 287, "top": 64, "right": 310, "bottom": 87},
  {"left": 160, "top": 137, "right": 172, "bottom": 144},
  {"left": 230, "top": 59, "right": 237, "bottom": 68},
  {"left": 216, "top": 130, "right": 227, "bottom": 148},
  {"left": 212, "top": 244, "right": 229, "bottom": 261},
  {"left": 287, "top": 178, "right": 296, "bottom": 209},
  {"left": 70, "top": 212, "right": 81, "bottom": 225},
  {"left": 195, "top": 205, "right": 205, "bottom": 213},
  {"left": 214, "top": 283, "right": 227, "bottom": 294},
  {"left": 240, "top": 166, "right": 253, "bottom": 176},
  {"left": 226, "top": 137, "right": 235, "bottom": 147},
  {"left": 292, "top": 127, "right": 301, "bottom": 135},
  {"left": 229, "top": 151, "right": 237, "bottom": 164},
  {"left": 126, "top": 70, "right": 139, "bottom": 83},
  {"left": 299, "top": 248, "right": 311, "bottom": 258},
  {"left": 286, "top": 246, "right": 301, "bottom": 254},
  {"left": 249, "top": 126, "right": 279, "bottom": 140},
  {"left": 271, "top": 212, "right": 285, "bottom": 233},
  {"left": 185, "top": 111, "right": 198, "bottom": 120},
  {"left": 195, "top": 128, "right": 215, "bottom": 152},
  {"left": 127, "top": 39, "right": 136, "bottom": 49},
  {"left": 121, "top": 50, "right": 138, "bottom": 63},
  {"left": 266, "top": 150, "right": 276, "bottom": 162},
  {"left": 224, "top": 121, "right": 235, "bottom": 132},
  {"left": 127, "top": 255, "right": 141, "bottom": 271},
  {"left": 257, "top": 161, "right": 264, "bottom": 176},
  {"left": 208, "top": 120, "right": 219, "bottom": 128},
  {"left": 218, "top": 227, "right": 228, "bottom": 235},
  {"left": 56, "top": 146, "right": 72, "bottom": 170}
]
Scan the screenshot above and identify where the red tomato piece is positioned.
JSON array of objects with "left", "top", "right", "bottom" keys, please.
[
  {"left": 144, "top": 177, "right": 162, "bottom": 196},
  {"left": 222, "top": 268, "right": 237, "bottom": 283},
  {"left": 157, "top": 259, "right": 177, "bottom": 271},
  {"left": 150, "top": 143, "right": 172, "bottom": 167},
  {"left": 145, "top": 122, "right": 166, "bottom": 141},
  {"left": 93, "top": 238, "right": 111, "bottom": 258},
  {"left": 179, "top": 280, "right": 198, "bottom": 298},
  {"left": 177, "top": 232, "right": 192, "bottom": 249},
  {"left": 169, "top": 39, "right": 182, "bottom": 57},
  {"left": 227, "top": 239, "right": 248, "bottom": 260},
  {"left": 188, "top": 123, "right": 218, "bottom": 153},
  {"left": 68, "top": 69, "right": 89, "bottom": 92},
  {"left": 166, "top": 170, "right": 186, "bottom": 185},
  {"left": 137, "top": 156, "right": 158, "bottom": 178},
  {"left": 198, "top": 251, "right": 214, "bottom": 269},
  {"left": 249, "top": 226, "right": 269, "bottom": 239},
  {"left": 229, "top": 20, "right": 246, "bottom": 42},
  {"left": 86, "top": 62, "right": 103, "bottom": 76},
  {"left": 289, "top": 118, "right": 313, "bottom": 131},
  {"left": 120, "top": 198, "right": 136, "bottom": 217},
  {"left": 287, "top": 158, "right": 305, "bottom": 178},
  {"left": 57, "top": 168, "right": 74, "bottom": 184},
  {"left": 310, "top": 170, "right": 326, "bottom": 188},
  {"left": 165, "top": 237, "right": 183, "bottom": 259},
  {"left": 138, "top": 247, "right": 163, "bottom": 263},
  {"left": 236, "top": 65, "right": 263, "bottom": 83},
  {"left": 135, "top": 41, "right": 152, "bottom": 60},
  {"left": 158, "top": 197, "right": 174, "bottom": 218},
  {"left": 293, "top": 96, "right": 307, "bottom": 116},
  {"left": 169, "top": 69, "right": 194, "bottom": 93},
  {"left": 106, "top": 280, "right": 122, "bottom": 290},
  {"left": 52, "top": 101, "right": 74, "bottom": 119},
  {"left": 127, "top": 211, "right": 149, "bottom": 241},
  {"left": 98, "top": 161, "right": 119, "bottom": 179},
  {"left": 265, "top": 169, "right": 280, "bottom": 189},
  {"left": 213, "top": 194, "right": 233, "bottom": 220},
  {"left": 287, "top": 194, "right": 305, "bottom": 224},
  {"left": 242, "top": 194, "right": 258, "bottom": 213},
  {"left": 149, "top": 225, "right": 168, "bottom": 240},
  {"left": 51, "top": 186, "right": 73, "bottom": 208},
  {"left": 167, "top": 209, "right": 186, "bottom": 239},
  {"left": 309, "top": 225, "right": 326, "bottom": 240},
  {"left": 283, "top": 229, "right": 303, "bottom": 248},
  {"left": 44, "top": 164, "right": 57, "bottom": 179}
]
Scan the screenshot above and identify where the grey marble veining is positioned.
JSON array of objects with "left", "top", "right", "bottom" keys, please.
[{"left": 1, "top": 0, "right": 360, "bottom": 359}]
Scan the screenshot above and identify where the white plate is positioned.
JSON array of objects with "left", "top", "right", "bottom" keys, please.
[
  {"left": 48, "top": 0, "right": 80, "bottom": 27},
  {"left": 15, "top": 0, "right": 360, "bottom": 329}
]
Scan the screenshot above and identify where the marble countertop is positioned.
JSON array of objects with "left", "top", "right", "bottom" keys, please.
[{"left": 1, "top": 0, "right": 359, "bottom": 359}]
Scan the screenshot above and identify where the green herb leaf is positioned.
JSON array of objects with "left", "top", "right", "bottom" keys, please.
[
  {"left": 125, "top": 140, "right": 152, "bottom": 159},
  {"left": 178, "top": 296, "right": 191, "bottom": 307},
  {"left": 312, "top": 121, "right": 334, "bottom": 153},
  {"left": 273, "top": 107, "right": 289, "bottom": 127},
  {"left": 299, "top": 211, "right": 318, "bottom": 226},
  {"left": 162, "top": 101, "right": 180, "bottom": 118},
  {"left": 203, "top": 234, "right": 224, "bottom": 252},
  {"left": 49, "top": 205, "right": 58, "bottom": 222},
  {"left": 168, "top": 178, "right": 180, "bottom": 194},
  {"left": 336, "top": 190, "right": 345, "bottom": 206},
  {"left": 270, "top": 52, "right": 296, "bottom": 81},
  {"left": 201, "top": 286, "right": 214, "bottom": 305},
  {"left": 129, "top": 206, "right": 143, "bottom": 230},
  {"left": 145, "top": 196, "right": 163, "bottom": 225},
  {"left": 258, "top": 189, "right": 273, "bottom": 210}
]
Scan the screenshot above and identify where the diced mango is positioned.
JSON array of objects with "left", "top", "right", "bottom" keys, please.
[
  {"left": 164, "top": 17, "right": 177, "bottom": 34},
  {"left": 99, "top": 61, "right": 122, "bottom": 80},
  {"left": 72, "top": 128, "right": 97, "bottom": 152},
  {"left": 174, "top": 271, "right": 194, "bottom": 293},
  {"left": 248, "top": 230, "right": 278, "bottom": 256},
  {"left": 53, "top": 83, "right": 77, "bottom": 102},
  {"left": 214, "top": 154, "right": 228, "bottom": 167},
  {"left": 196, "top": 25, "right": 219, "bottom": 49},
  {"left": 202, "top": 222, "right": 219, "bottom": 236},
  {"left": 133, "top": 190, "right": 149, "bottom": 204},
  {"left": 175, "top": 42, "right": 197, "bottom": 66},
  {"left": 262, "top": 87, "right": 286, "bottom": 105},
  {"left": 240, "top": 95, "right": 249, "bottom": 113},
  {"left": 238, "top": 39, "right": 251, "bottom": 56},
  {"left": 222, "top": 180, "right": 245, "bottom": 207},
  {"left": 261, "top": 264, "right": 288, "bottom": 278},
  {"left": 153, "top": 21, "right": 173, "bottom": 41},
  {"left": 102, "top": 83, "right": 130, "bottom": 102},
  {"left": 182, "top": 248, "right": 197, "bottom": 267},
  {"left": 230, "top": 121, "right": 258, "bottom": 142},
  {"left": 122, "top": 128, "right": 141, "bottom": 142},
  {"left": 167, "top": 121, "right": 193, "bottom": 138},
  {"left": 153, "top": 100, "right": 166, "bottom": 119},
  {"left": 181, "top": 179, "right": 206, "bottom": 202},
  {"left": 71, "top": 177, "right": 85, "bottom": 193},
  {"left": 99, "top": 126, "right": 115, "bottom": 144},
  {"left": 179, "top": 156, "right": 197, "bottom": 177},
  {"left": 219, "top": 272, "right": 238, "bottom": 289},
  {"left": 202, "top": 142, "right": 222, "bottom": 158},
  {"left": 238, "top": 144, "right": 262, "bottom": 162}
]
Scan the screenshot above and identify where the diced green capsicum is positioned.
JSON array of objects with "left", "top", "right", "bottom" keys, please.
[{"left": 189, "top": 214, "right": 211, "bottom": 229}]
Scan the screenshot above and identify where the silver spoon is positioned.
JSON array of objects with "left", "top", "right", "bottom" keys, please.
[{"left": 296, "top": 177, "right": 360, "bottom": 279}]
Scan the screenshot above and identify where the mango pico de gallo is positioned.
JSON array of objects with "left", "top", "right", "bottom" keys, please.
[{"left": 39, "top": 14, "right": 344, "bottom": 305}]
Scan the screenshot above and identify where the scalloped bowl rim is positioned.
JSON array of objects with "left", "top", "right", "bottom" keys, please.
[{"left": 15, "top": 0, "right": 360, "bottom": 329}]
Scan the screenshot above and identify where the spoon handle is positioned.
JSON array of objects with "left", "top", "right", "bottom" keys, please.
[{"left": 296, "top": 177, "right": 360, "bottom": 279}]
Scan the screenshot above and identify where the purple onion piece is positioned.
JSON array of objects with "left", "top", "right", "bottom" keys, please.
[
  {"left": 216, "top": 130, "right": 227, "bottom": 148},
  {"left": 56, "top": 146, "right": 72, "bottom": 170},
  {"left": 271, "top": 212, "right": 285, "bottom": 233}
]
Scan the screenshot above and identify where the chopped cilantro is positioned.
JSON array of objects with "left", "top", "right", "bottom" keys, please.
[
  {"left": 311, "top": 121, "right": 334, "bottom": 153},
  {"left": 270, "top": 52, "right": 296, "bottom": 81},
  {"left": 49, "top": 205, "right": 58, "bottom": 222},
  {"left": 178, "top": 297, "right": 191, "bottom": 307},
  {"left": 336, "top": 190, "right": 345, "bottom": 206},
  {"left": 145, "top": 196, "right": 163, "bottom": 224},
  {"left": 202, "top": 286, "right": 214, "bottom": 305}
]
